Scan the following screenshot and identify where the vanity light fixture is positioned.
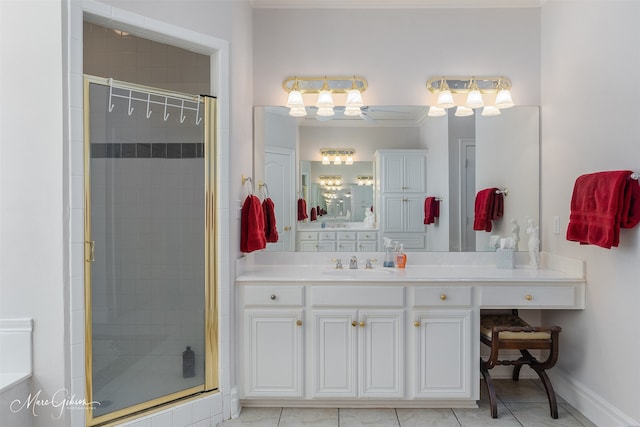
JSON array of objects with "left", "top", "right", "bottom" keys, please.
[
  {"left": 427, "top": 76, "right": 514, "bottom": 116},
  {"left": 319, "top": 175, "right": 342, "bottom": 188},
  {"left": 282, "top": 76, "right": 368, "bottom": 118},
  {"left": 320, "top": 148, "right": 355, "bottom": 166},
  {"left": 357, "top": 175, "right": 374, "bottom": 186}
]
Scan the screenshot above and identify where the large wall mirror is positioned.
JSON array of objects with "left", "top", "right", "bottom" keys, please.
[{"left": 253, "top": 105, "right": 539, "bottom": 252}]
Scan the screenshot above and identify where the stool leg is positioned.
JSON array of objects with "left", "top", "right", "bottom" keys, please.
[
  {"left": 480, "top": 358, "right": 499, "bottom": 418},
  {"left": 534, "top": 368, "right": 559, "bottom": 419},
  {"left": 513, "top": 349, "right": 535, "bottom": 381}
]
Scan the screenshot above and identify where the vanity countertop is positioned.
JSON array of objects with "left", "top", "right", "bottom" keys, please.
[{"left": 236, "top": 252, "right": 585, "bottom": 284}]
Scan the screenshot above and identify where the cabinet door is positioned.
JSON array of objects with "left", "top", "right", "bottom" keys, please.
[
  {"left": 359, "top": 310, "right": 405, "bottom": 398},
  {"left": 337, "top": 241, "right": 357, "bottom": 252},
  {"left": 382, "top": 196, "right": 404, "bottom": 232},
  {"left": 403, "top": 156, "right": 426, "bottom": 193},
  {"left": 318, "top": 241, "right": 336, "bottom": 252},
  {"left": 312, "top": 310, "right": 358, "bottom": 397},
  {"left": 244, "top": 310, "right": 304, "bottom": 397},
  {"left": 413, "top": 310, "right": 471, "bottom": 399},
  {"left": 357, "top": 241, "right": 377, "bottom": 252},
  {"left": 381, "top": 155, "right": 405, "bottom": 193},
  {"left": 298, "top": 241, "right": 318, "bottom": 252}
]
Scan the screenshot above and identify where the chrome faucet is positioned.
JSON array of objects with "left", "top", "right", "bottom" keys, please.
[
  {"left": 365, "top": 258, "right": 377, "bottom": 269},
  {"left": 349, "top": 256, "right": 358, "bottom": 269},
  {"left": 332, "top": 258, "right": 343, "bottom": 269}
]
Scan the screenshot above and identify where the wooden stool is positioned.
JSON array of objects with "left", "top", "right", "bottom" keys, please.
[{"left": 480, "top": 312, "right": 561, "bottom": 419}]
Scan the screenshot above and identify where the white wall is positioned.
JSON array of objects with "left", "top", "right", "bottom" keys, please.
[
  {"left": 0, "top": 2, "right": 66, "bottom": 424},
  {"left": 541, "top": 1, "right": 640, "bottom": 425},
  {"left": 253, "top": 8, "right": 541, "bottom": 106}
]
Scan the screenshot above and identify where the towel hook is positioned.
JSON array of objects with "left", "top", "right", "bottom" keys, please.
[
  {"left": 145, "top": 93, "right": 152, "bottom": 118},
  {"left": 163, "top": 97, "right": 170, "bottom": 121},
  {"left": 180, "top": 100, "right": 187, "bottom": 124},
  {"left": 195, "top": 96, "right": 202, "bottom": 125},
  {"left": 259, "top": 181, "right": 270, "bottom": 198},
  {"left": 127, "top": 90, "right": 135, "bottom": 116},
  {"left": 108, "top": 79, "right": 115, "bottom": 112},
  {"left": 242, "top": 174, "right": 253, "bottom": 194}
]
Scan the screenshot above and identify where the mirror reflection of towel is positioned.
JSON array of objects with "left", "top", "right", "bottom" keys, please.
[
  {"left": 310, "top": 207, "right": 317, "bottom": 221},
  {"left": 424, "top": 197, "right": 440, "bottom": 224},
  {"left": 297, "top": 198, "right": 308, "bottom": 221}
]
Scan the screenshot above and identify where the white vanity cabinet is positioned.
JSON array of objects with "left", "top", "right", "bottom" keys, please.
[
  {"left": 312, "top": 309, "right": 404, "bottom": 398},
  {"left": 311, "top": 286, "right": 405, "bottom": 398},
  {"left": 375, "top": 150, "right": 428, "bottom": 250},
  {"left": 296, "top": 230, "right": 378, "bottom": 252},
  {"left": 241, "top": 286, "right": 305, "bottom": 398}
]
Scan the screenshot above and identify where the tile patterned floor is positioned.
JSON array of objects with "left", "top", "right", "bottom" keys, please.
[{"left": 218, "top": 379, "right": 597, "bottom": 427}]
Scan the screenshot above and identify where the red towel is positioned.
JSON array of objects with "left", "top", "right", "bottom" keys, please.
[
  {"left": 566, "top": 171, "right": 640, "bottom": 249},
  {"left": 424, "top": 197, "right": 440, "bottom": 225},
  {"left": 262, "top": 197, "right": 279, "bottom": 243},
  {"left": 241, "top": 195, "right": 266, "bottom": 253},
  {"left": 473, "top": 188, "right": 503, "bottom": 232},
  {"left": 310, "top": 207, "right": 317, "bottom": 221},
  {"left": 297, "top": 198, "right": 308, "bottom": 221},
  {"left": 316, "top": 205, "right": 322, "bottom": 216}
]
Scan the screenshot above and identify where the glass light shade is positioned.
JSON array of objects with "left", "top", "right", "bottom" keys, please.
[
  {"left": 345, "top": 155, "right": 354, "bottom": 165},
  {"left": 455, "top": 106, "right": 474, "bottom": 117},
  {"left": 286, "top": 89, "right": 304, "bottom": 109},
  {"left": 343, "top": 106, "right": 362, "bottom": 116},
  {"left": 358, "top": 180, "right": 364, "bottom": 186},
  {"left": 465, "top": 89, "right": 484, "bottom": 109},
  {"left": 319, "top": 179, "right": 326, "bottom": 185},
  {"left": 333, "top": 155, "right": 342, "bottom": 165},
  {"left": 316, "top": 107, "right": 335, "bottom": 117},
  {"left": 322, "top": 155, "right": 330, "bottom": 165},
  {"left": 345, "top": 89, "right": 364, "bottom": 108},
  {"left": 288, "top": 106, "right": 307, "bottom": 117},
  {"left": 316, "top": 90, "right": 335, "bottom": 109},
  {"left": 495, "top": 89, "right": 514, "bottom": 109},
  {"left": 481, "top": 106, "right": 501, "bottom": 116},
  {"left": 336, "top": 179, "right": 342, "bottom": 185},
  {"left": 436, "top": 90, "right": 455, "bottom": 109},
  {"left": 428, "top": 106, "right": 447, "bottom": 117}
]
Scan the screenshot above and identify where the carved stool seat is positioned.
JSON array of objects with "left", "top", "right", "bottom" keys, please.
[{"left": 480, "top": 312, "right": 561, "bottom": 419}]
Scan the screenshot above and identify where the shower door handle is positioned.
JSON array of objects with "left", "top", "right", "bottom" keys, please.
[{"left": 86, "top": 240, "right": 96, "bottom": 262}]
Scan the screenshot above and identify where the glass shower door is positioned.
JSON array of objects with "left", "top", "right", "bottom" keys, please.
[{"left": 84, "top": 76, "right": 216, "bottom": 425}]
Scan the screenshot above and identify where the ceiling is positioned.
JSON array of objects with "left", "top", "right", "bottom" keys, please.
[{"left": 250, "top": 0, "right": 546, "bottom": 8}]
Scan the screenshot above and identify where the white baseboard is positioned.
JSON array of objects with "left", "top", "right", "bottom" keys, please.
[{"left": 550, "top": 369, "right": 639, "bottom": 427}]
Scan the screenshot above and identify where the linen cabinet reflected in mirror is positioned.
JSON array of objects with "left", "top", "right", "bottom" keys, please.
[{"left": 253, "top": 105, "right": 539, "bottom": 253}]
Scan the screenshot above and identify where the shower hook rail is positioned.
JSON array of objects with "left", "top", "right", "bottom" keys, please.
[{"left": 106, "top": 78, "right": 203, "bottom": 125}]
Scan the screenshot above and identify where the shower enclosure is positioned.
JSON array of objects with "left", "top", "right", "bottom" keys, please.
[{"left": 83, "top": 76, "right": 217, "bottom": 426}]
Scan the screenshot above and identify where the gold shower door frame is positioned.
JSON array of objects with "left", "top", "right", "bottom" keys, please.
[{"left": 83, "top": 75, "right": 218, "bottom": 426}]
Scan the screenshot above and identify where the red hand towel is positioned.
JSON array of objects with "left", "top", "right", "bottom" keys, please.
[
  {"left": 262, "top": 197, "right": 279, "bottom": 243},
  {"left": 316, "top": 205, "right": 322, "bottom": 216},
  {"left": 310, "top": 207, "right": 317, "bottom": 221},
  {"left": 424, "top": 197, "right": 440, "bottom": 225},
  {"left": 241, "top": 195, "right": 266, "bottom": 253},
  {"left": 566, "top": 171, "right": 640, "bottom": 249},
  {"left": 473, "top": 188, "right": 499, "bottom": 232},
  {"left": 297, "top": 198, "right": 308, "bottom": 221}
]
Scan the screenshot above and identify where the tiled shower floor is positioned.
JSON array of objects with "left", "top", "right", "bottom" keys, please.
[{"left": 219, "top": 379, "right": 596, "bottom": 427}]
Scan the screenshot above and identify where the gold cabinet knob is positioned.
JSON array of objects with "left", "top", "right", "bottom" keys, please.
[
  {"left": 414, "top": 321, "right": 421, "bottom": 327},
  {"left": 359, "top": 321, "right": 365, "bottom": 328},
  {"left": 525, "top": 294, "right": 533, "bottom": 301},
  {"left": 351, "top": 321, "right": 357, "bottom": 327},
  {"left": 296, "top": 320, "right": 303, "bottom": 326},
  {"left": 284, "top": 226, "right": 291, "bottom": 231},
  {"left": 440, "top": 294, "right": 447, "bottom": 301}
]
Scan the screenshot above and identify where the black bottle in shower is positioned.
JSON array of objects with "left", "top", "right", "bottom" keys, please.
[{"left": 183, "top": 346, "right": 195, "bottom": 378}]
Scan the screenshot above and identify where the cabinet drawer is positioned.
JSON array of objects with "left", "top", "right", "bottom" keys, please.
[
  {"left": 412, "top": 286, "right": 472, "bottom": 307},
  {"left": 337, "top": 231, "right": 356, "bottom": 240},
  {"left": 479, "top": 285, "right": 576, "bottom": 308},
  {"left": 298, "top": 232, "right": 318, "bottom": 241},
  {"left": 357, "top": 231, "right": 377, "bottom": 241},
  {"left": 312, "top": 286, "right": 404, "bottom": 307},
  {"left": 244, "top": 286, "right": 304, "bottom": 307},
  {"left": 319, "top": 231, "right": 336, "bottom": 240}
]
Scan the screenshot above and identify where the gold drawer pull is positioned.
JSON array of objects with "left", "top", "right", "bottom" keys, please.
[
  {"left": 414, "top": 321, "right": 421, "bottom": 327},
  {"left": 440, "top": 294, "right": 447, "bottom": 301},
  {"left": 359, "top": 321, "right": 365, "bottom": 328},
  {"left": 351, "top": 321, "right": 357, "bottom": 327},
  {"left": 296, "top": 320, "right": 303, "bottom": 326},
  {"left": 525, "top": 294, "right": 533, "bottom": 301}
]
